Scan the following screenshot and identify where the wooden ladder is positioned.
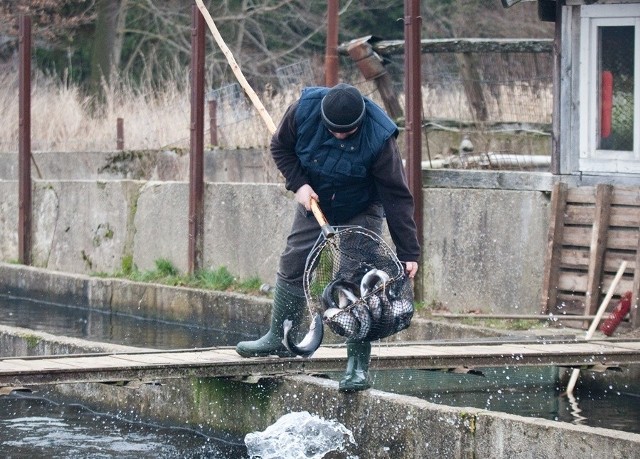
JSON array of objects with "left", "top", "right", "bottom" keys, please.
[{"left": 541, "top": 183, "right": 640, "bottom": 328}]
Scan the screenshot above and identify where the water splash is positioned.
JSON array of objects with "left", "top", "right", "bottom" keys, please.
[{"left": 245, "top": 411, "right": 357, "bottom": 459}]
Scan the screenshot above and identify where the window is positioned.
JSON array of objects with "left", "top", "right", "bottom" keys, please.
[{"left": 579, "top": 4, "right": 640, "bottom": 174}]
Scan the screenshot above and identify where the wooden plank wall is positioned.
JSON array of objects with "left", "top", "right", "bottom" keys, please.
[{"left": 541, "top": 184, "right": 640, "bottom": 328}]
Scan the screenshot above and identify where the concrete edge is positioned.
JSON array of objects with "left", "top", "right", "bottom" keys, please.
[{"left": 1, "top": 327, "right": 638, "bottom": 458}]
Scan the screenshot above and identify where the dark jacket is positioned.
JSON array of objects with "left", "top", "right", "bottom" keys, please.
[
  {"left": 294, "top": 87, "right": 398, "bottom": 223},
  {"left": 271, "top": 89, "right": 421, "bottom": 263}
]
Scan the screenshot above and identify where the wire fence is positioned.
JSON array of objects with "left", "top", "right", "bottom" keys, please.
[
  {"left": 337, "top": 42, "right": 554, "bottom": 171},
  {"left": 1, "top": 40, "right": 554, "bottom": 172}
]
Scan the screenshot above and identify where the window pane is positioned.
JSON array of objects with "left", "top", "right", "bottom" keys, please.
[{"left": 598, "top": 26, "right": 634, "bottom": 151}]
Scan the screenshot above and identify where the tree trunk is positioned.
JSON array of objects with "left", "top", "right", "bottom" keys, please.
[
  {"left": 112, "top": 0, "right": 129, "bottom": 69},
  {"left": 89, "top": 0, "right": 122, "bottom": 106}
]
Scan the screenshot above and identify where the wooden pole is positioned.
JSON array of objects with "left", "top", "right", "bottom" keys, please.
[
  {"left": 565, "top": 261, "right": 627, "bottom": 396},
  {"left": 195, "top": 0, "right": 276, "bottom": 134},
  {"left": 404, "top": 0, "right": 423, "bottom": 302},
  {"left": 116, "top": 117, "right": 124, "bottom": 150}
]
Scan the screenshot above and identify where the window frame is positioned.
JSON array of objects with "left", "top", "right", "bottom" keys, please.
[{"left": 579, "top": 4, "right": 640, "bottom": 174}]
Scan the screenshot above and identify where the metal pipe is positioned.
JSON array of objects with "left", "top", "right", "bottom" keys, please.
[
  {"left": 404, "top": 1, "right": 423, "bottom": 301},
  {"left": 403, "top": 1, "right": 423, "bottom": 237},
  {"left": 324, "top": 0, "right": 339, "bottom": 86},
  {"left": 18, "top": 15, "right": 32, "bottom": 266},
  {"left": 189, "top": 5, "right": 205, "bottom": 274},
  {"left": 432, "top": 313, "right": 598, "bottom": 321}
]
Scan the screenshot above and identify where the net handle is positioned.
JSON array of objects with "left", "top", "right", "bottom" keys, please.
[{"left": 310, "top": 198, "right": 335, "bottom": 238}]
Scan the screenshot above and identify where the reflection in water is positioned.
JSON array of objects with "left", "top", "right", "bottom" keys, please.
[
  {"left": 344, "top": 364, "right": 640, "bottom": 434},
  {"left": 566, "top": 393, "right": 587, "bottom": 425},
  {"left": 0, "top": 392, "right": 247, "bottom": 458},
  {"left": 0, "top": 293, "right": 249, "bottom": 350}
]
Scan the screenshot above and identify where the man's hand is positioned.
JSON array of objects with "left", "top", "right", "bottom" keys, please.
[
  {"left": 295, "top": 184, "right": 319, "bottom": 211},
  {"left": 404, "top": 261, "right": 418, "bottom": 279}
]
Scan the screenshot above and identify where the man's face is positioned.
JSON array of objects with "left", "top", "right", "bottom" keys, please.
[{"left": 329, "top": 127, "right": 358, "bottom": 140}]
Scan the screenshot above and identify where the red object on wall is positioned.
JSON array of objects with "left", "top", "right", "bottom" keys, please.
[
  {"left": 600, "top": 291, "right": 632, "bottom": 336},
  {"left": 601, "top": 70, "right": 613, "bottom": 138}
]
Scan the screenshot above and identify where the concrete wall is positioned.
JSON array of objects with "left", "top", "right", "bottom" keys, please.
[
  {"left": 0, "top": 149, "right": 278, "bottom": 182},
  {"left": 0, "top": 180, "right": 294, "bottom": 284},
  {"left": 423, "top": 187, "right": 551, "bottom": 313},
  {"left": 0, "top": 150, "right": 555, "bottom": 314}
]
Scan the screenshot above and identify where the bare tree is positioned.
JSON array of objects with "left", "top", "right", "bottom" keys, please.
[{"left": 0, "top": 0, "right": 95, "bottom": 60}]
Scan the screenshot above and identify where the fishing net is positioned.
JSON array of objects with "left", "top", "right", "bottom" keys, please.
[{"left": 303, "top": 226, "right": 414, "bottom": 342}]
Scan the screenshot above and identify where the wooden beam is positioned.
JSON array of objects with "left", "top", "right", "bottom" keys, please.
[
  {"left": 340, "top": 38, "right": 554, "bottom": 56},
  {"left": 584, "top": 184, "right": 613, "bottom": 316},
  {"left": 1, "top": 340, "right": 639, "bottom": 386},
  {"left": 541, "top": 182, "right": 568, "bottom": 313}
]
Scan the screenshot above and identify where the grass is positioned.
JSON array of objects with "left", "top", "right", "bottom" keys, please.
[
  {"left": 0, "top": 67, "right": 552, "bottom": 154},
  {"left": 95, "top": 258, "right": 266, "bottom": 296},
  {"left": 0, "top": 69, "right": 295, "bottom": 153}
]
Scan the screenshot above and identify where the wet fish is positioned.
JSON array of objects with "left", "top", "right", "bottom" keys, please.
[
  {"left": 321, "top": 279, "right": 359, "bottom": 310},
  {"left": 366, "top": 293, "right": 382, "bottom": 322},
  {"left": 323, "top": 307, "right": 359, "bottom": 337},
  {"left": 360, "top": 269, "right": 390, "bottom": 297},
  {"left": 350, "top": 303, "right": 372, "bottom": 341},
  {"left": 321, "top": 279, "right": 372, "bottom": 340},
  {"left": 392, "top": 298, "right": 414, "bottom": 331},
  {"left": 282, "top": 313, "right": 324, "bottom": 358}
]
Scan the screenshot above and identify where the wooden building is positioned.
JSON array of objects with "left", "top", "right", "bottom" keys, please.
[
  {"left": 505, "top": 0, "right": 640, "bottom": 181},
  {"left": 506, "top": 1, "right": 640, "bottom": 328}
]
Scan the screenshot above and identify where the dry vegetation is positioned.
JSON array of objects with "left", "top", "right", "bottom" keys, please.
[
  {"left": 0, "top": 68, "right": 300, "bottom": 153},
  {"left": 0, "top": 63, "right": 552, "bottom": 154}
]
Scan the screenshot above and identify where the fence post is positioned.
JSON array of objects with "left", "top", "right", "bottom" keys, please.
[
  {"left": 18, "top": 15, "right": 32, "bottom": 266},
  {"left": 188, "top": 5, "right": 205, "bottom": 274},
  {"left": 404, "top": 0, "right": 423, "bottom": 301},
  {"left": 116, "top": 117, "right": 124, "bottom": 150},
  {"left": 324, "top": 0, "right": 339, "bottom": 86}
]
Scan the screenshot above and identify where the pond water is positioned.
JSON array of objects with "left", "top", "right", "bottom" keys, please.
[
  {"left": 0, "top": 391, "right": 246, "bottom": 458},
  {"left": 0, "top": 293, "right": 244, "bottom": 349},
  {"left": 363, "top": 365, "right": 640, "bottom": 435},
  {"left": 1, "top": 292, "right": 639, "bottom": 457}
]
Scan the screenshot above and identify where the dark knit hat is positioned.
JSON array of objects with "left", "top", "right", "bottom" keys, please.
[{"left": 320, "top": 83, "right": 366, "bottom": 133}]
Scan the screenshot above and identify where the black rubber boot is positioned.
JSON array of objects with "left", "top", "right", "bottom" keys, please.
[
  {"left": 236, "top": 281, "right": 305, "bottom": 357},
  {"left": 339, "top": 341, "right": 372, "bottom": 392}
]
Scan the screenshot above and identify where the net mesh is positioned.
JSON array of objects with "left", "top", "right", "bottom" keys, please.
[{"left": 303, "top": 226, "right": 414, "bottom": 341}]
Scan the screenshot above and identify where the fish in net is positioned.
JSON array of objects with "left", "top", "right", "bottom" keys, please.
[{"left": 303, "top": 225, "right": 414, "bottom": 342}]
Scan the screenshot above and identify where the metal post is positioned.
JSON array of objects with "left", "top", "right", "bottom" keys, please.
[
  {"left": 116, "top": 117, "right": 124, "bottom": 150},
  {"left": 208, "top": 99, "right": 218, "bottom": 146},
  {"left": 404, "top": 1, "right": 423, "bottom": 237},
  {"left": 18, "top": 15, "right": 32, "bottom": 266},
  {"left": 404, "top": 0, "right": 423, "bottom": 300},
  {"left": 324, "top": 0, "right": 339, "bottom": 86},
  {"left": 189, "top": 5, "right": 205, "bottom": 274}
]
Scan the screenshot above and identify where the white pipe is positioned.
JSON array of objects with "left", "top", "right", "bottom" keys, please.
[{"left": 565, "top": 261, "right": 628, "bottom": 396}]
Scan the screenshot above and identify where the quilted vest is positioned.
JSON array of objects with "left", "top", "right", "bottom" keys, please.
[{"left": 294, "top": 87, "right": 398, "bottom": 223}]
